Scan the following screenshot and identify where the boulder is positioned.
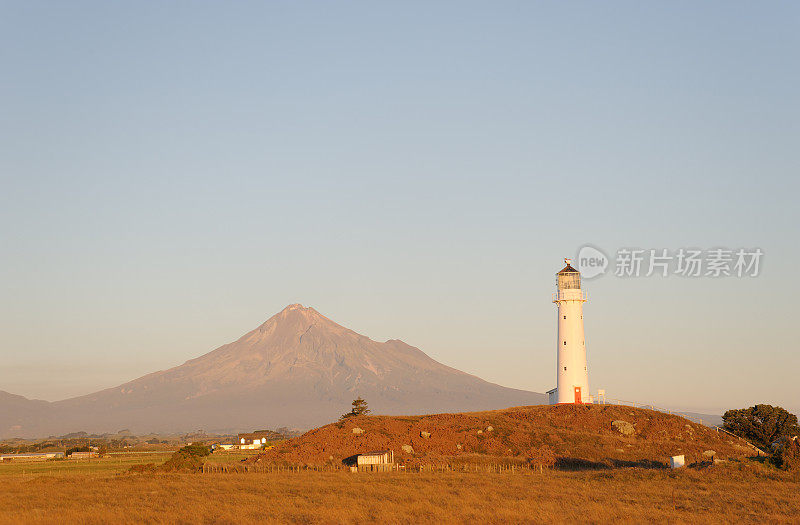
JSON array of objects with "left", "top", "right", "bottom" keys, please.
[
  {"left": 612, "top": 420, "right": 635, "bottom": 436},
  {"left": 477, "top": 429, "right": 483, "bottom": 435},
  {"left": 703, "top": 450, "right": 716, "bottom": 457},
  {"left": 351, "top": 427, "right": 364, "bottom": 435},
  {"left": 402, "top": 444, "right": 414, "bottom": 454},
  {"left": 420, "top": 431, "right": 431, "bottom": 439},
  {"left": 486, "top": 426, "right": 494, "bottom": 432}
]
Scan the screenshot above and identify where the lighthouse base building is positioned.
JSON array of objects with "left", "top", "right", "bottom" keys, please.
[{"left": 547, "top": 259, "right": 590, "bottom": 404}]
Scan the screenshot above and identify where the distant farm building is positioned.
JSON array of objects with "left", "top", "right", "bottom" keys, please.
[
  {"left": 0, "top": 452, "right": 64, "bottom": 462},
  {"left": 346, "top": 450, "right": 395, "bottom": 472},
  {"left": 238, "top": 430, "right": 279, "bottom": 449}
]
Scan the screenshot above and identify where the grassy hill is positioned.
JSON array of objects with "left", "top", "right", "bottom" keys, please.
[{"left": 251, "top": 404, "right": 756, "bottom": 469}]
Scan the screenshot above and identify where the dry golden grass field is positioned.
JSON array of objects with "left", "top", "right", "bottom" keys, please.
[{"left": 1, "top": 456, "right": 798, "bottom": 524}]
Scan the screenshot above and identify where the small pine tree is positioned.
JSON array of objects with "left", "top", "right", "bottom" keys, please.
[{"left": 340, "top": 397, "right": 370, "bottom": 420}]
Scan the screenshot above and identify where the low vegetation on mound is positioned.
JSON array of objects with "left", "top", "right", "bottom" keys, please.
[
  {"left": 250, "top": 404, "right": 756, "bottom": 469},
  {"left": 131, "top": 443, "right": 211, "bottom": 473},
  {"left": 160, "top": 443, "right": 211, "bottom": 472}
]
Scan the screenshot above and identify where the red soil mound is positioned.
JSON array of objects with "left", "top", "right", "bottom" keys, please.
[{"left": 250, "top": 404, "right": 756, "bottom": 469}]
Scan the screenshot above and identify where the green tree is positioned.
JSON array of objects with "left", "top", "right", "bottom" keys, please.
[
  {"left": 65, "top": 445, "right": 91, "bottom": 456},
  {"left": 340, "top": 397, "right": 370, "bottom": 420},
  {"left": 722, "top": 404, "right": 800, "bottom": 451},
  {"left": 178, "top": 443, "right": 211, "bottom": 457}
]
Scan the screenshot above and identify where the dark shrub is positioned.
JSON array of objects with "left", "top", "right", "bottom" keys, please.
[
  {"left": 158, "top": 443, "right": 212, "bottom": 472},
  {"left": 772, "top": 437, "right": 800, "bottom": 471}
]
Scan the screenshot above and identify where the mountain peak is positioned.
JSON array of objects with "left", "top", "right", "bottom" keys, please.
[
  {"left": 0, "top": 304, "right": 546, "bottom": 436},
  {"left": 274, "top": 303, "right": 326, "bottom": 322},
  {"left": 277, "top": 303, "right": 324, "bottom": 319},
  {"left": 249, "top": 304, "right": 345, "bottom": 340},
  {"left": 283, "top": 303, "right": 310, "bottom": 311}
]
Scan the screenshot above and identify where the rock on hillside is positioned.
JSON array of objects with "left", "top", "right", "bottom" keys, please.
[{"left": 250, "top": 404, "right": 756, "bottom": 469}]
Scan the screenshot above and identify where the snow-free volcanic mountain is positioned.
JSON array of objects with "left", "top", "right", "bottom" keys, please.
[{"left": 1, "top": 304, "right": 545, "bottom": 438}]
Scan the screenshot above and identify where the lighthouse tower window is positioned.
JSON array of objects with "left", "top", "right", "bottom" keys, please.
[
  {"left": 563, "top": 316, "right": 566, "bottom": 319},
  {"left": 563, "top": 341, "right": 567, "bottom": 345},
  {"left": 563, "top": 367, "right": 567, "bottom": 371}
]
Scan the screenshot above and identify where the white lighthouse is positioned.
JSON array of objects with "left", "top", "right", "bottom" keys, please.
[{"left": 547, "top": 258, "right": 589, "bottom": 404}]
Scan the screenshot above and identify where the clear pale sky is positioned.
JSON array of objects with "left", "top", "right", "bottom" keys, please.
[{"left": 1, "top": 2, "right": 798, "bottom": 416}]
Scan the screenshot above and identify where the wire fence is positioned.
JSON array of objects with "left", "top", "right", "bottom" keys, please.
[{"left": 201, "top": 463, "right": 547, "bottom": 475}]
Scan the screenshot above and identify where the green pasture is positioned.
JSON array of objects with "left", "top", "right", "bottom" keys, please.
[
  {"left": 0, "top": 452, "right": 174, "bottom": 476},
  {"left": 205, "top": 449, "right": 263, "bottom": 465}
]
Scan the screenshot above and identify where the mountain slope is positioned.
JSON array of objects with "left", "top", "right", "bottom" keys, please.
[
  {"left": 2, "top": 304, "right": 545, "bottom": 437},
  {"left": 0, "top": 391, "right": 51, "bottom": 437}
]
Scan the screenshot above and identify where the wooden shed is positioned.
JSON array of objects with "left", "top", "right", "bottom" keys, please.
[{"left": 353, "top": 450, "right": 394, "bottom": 472}]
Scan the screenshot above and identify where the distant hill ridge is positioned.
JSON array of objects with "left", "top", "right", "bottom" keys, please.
[{"left": 0, "top": 304, "right": 545, "bottom": 438}]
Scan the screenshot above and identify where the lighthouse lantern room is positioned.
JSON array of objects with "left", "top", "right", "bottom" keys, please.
[{"left": 549, "top": 258, "right": 590, "bottom": 404}]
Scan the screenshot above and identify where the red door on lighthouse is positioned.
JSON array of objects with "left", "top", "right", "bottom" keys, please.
[{"left": 574, "top": 387, "right": 582, "bottom": 404}]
